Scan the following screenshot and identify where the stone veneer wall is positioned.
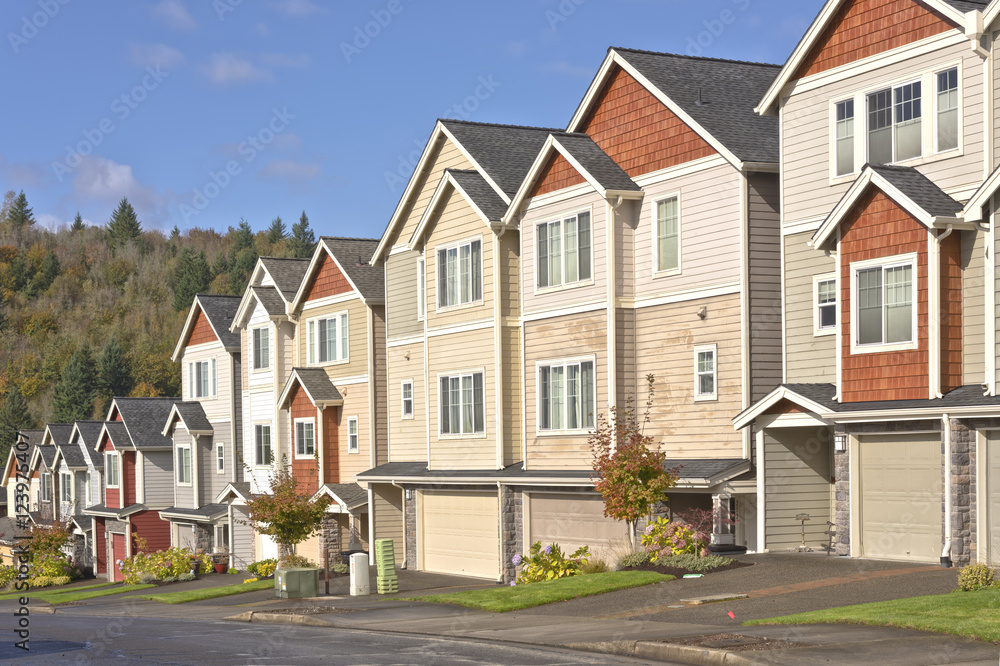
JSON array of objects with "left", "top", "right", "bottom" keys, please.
[
  {"left": 404, "top": 486, "right": 417, "bottom": 571},
  {"left": 194, "top": 524, "right": 212, "bottom": 553},
  {"left": 500, "top": 486, "right": 524, "bottom": 583},
  {"left": 833, "top": 430, "right": 850, "bottom": 556},
  {"left": 318, "top": 514, "right": 341, "bottom": 569}
]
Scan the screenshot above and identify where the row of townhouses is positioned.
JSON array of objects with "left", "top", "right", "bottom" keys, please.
[{"left": 4, "top": 0, "right": 1000, "bottom": 581}]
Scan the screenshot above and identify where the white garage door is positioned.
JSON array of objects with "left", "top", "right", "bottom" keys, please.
[
  {"left": 860, "top": 434, "right": 941, "bottom": 563},
  {"left": 528, "top": 493, "right": 625, "bottom": 559},
  {"left": 989, "top": 433, "right": 1000, "bottom": 564},
  {"left": 419, "top": 491, "right": 498, "bottom": 579}
]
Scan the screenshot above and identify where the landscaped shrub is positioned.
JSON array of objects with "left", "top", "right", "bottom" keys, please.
[
  {"left": 228, "top": 568, "right": 238, "bottom": 574},
  {"left": 243, "top": 577, "right": 259, "bottom": 584},
  {"left": 957, "top": 563, "right": 996, "bottom": 591},
  {"left": 50, "top": 576, "right": 71, "bottom": 586},
  {"left": 120, "top": 544, "right": 206, "bottom": 584},
  {"left": 161, "top": 575, "right": 178, "bottom": 583},
  {"left": 652, "top": 553, "right": 733, "bottom": 573},
  {"left": 26, "top": 575, "right": 69, "bottom": 588},
  {"left": 641, "top": 514, "right": 711, "bottom": 559},
  {"left": 0, "top": 566, "right": 17, "bottom": 589},
  {"left": 579, "top": 558, "right": 609, "bottom": 575},
  {"left": 512, "top": 542, "right": 589, "bottom": 584},
  {"left": 278, "top": 554, "right": 315, "bottom": 569},
  {"left": 139, "top": 573, "right": 156, "bottom": 584},
  {"left": 332, "top": 563, "right": 349, "bottom": 575},
  {"left": 247, "top": 559, "right": 278, "bottom": 578},
  {"left": 178, "top": 573, "right": 196, "bottom": 582},
  {"left": 195, "top": 552, "right": 213, "bottom": 574},
  {"left": 617, "top": 550, "right": 652, "bottom": 569}
]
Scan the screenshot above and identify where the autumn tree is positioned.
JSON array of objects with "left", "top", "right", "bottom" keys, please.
[
  {"left": 287, "top": 211, "right": 316, "bottom": 259},
  {"left": 590, "top": 375, "right": 678, "bottom": 547},
  {"left": 52, "top": 345, "right": 98, "bottom": 422},
  {"left": 106, "top": 198, "right": 142, "bottom": 248},
  {"left": 0, "top": 387, "right": 33, "bottom": 463}
]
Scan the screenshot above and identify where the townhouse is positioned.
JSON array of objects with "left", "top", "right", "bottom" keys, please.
[
  {"left": 51, "top": 421, "right": 104, "bottom": 572},
  {"left": 2, "top": 429, "right": 43, "bottom": 518},
  {"left": 30, "top": 424, "right": 67, "bottom": 522}
]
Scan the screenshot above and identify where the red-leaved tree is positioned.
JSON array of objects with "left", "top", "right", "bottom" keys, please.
[{"left": 590, "top": 374, "right": 678, "bottom": 547}]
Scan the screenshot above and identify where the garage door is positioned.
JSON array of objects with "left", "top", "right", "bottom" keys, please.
[
  {"left": 989, "top": 433, "right": 1000, "bottom": 564},
  {"left": 528, "top": 493, "right": 625, "bottom": 558},
  {"left": 860, "top": 434, "right": 941, "bottom": 563},
  {"left": 110, "top": 533, "right": 126, "bottom": 582},
  {"left": 419, "top": 491, "right": 498, "bottom": 579}
]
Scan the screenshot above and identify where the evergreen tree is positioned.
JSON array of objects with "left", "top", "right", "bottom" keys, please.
[
  {"left": 70, "top": 211, "right": 86, "bottom": 232},
  {"left": 106, "top": 198, "right": 142, "bottom": 248},
  {"left": 169, "top": 225, "right": 180, "bottom": 241},
  {"left": 211, "top": 250, "right": 230, "bottom": 278},
  {"left": 0, "top": 386, "right": 34, "bottom": 464},
  {"left": 266, "top": 216, "right": 286, "bottom": 244},
  {"left": 231, "top": 218, "right": 255, "bottom": 254},
  {"left": 227, "top": 247, "right": 257, "bottom": 295},
  {"left": 287, "top": 211, "right": 316, "bottom": 259},
  {"left": 52, "top": 345, "right": 97, "bottom": 423},
  {"left": 96, "top": 337, "right": 132, "bottom": 417},
  {"left": 173, "top": 247, "right": 211, "bottom": 311},
  {"left": 6, "top": 191, "right": 35, "bottom": 229},
  {"left": 0, "top": 191, "right": 15, "bottom": 223},
  {"left": 26, "top": 251, "right": 60, "bottom": 297}
]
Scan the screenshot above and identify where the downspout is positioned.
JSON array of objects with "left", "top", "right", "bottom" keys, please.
[
  {"left": 941, "top": 413, "right": 953, "bottom": 567},
  {"left": 228, "top": 503, "right": 234, "bottom": 570},
  {"left": 606, "top": 196, "right": 624, "bottom": 433},
  {"left": 931, "top": 226, "right": 954, "bottom": 399},
  {"left": 977, "top": 216, "right": 993, "bottom": 395},
  {"left": 496, "top": 481, "right": 504, "bottom": 584}
]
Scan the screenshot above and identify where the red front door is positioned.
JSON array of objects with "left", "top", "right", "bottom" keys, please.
[{"left": 111, "top": 533, "right": 126, "bottom": 582}]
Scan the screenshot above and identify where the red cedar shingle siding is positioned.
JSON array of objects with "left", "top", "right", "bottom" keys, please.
[
  {"left": 531, "top": 152, "right": 587, "bottom": 198},
  {"left": 764, "top": 399, "right": 805, "bottom": 415},
  {"left": 186, "top": 308, "right": 218, "bottom": 348},
  {"left": 323, "top": 407, "right": 340, "bottom": 483},
  {"left": 304, "top": 252, "right": 352, "bottom": 302},
  {"left": 940, "top": 231, "right": 963, "bottom": 393},
  {"left": 580, "top": 65, "right": 716, "bottom": 178},
  {"left": 130, "top": 510, "right": 171, "bottom": 553},
  {"left": 840, "top": 190, "right": 929, "bottom": 402},
  {"left": 289, "top": 384, "right": 320, "bottom": 495},
  {"left": 793, "top": 0, "right": 957, "bottom": 80},
  {"left": 94, "top": 517, "right": 107, "bottom": 574}
]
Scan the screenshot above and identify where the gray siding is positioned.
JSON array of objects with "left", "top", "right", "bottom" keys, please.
[
  {"left": 232, "top": 506, "right": 253, "bottom": 569},
  {"left": 232, "top": 354, "right": 243, "bottom": 482},
  {"left": 962, "top": 229, "right": 985, "bottom": 386},
  {"left": 763, "top": 429, "right": 833, "bottom": 550},
  {"left": 200, "top": 430, "right": 231, "bottom": 505},
  {"left": 143, "top": 450, "right": 174, "bottom": 508},
  {"left": 784, "top": 231, "right": 837, "bottom": 383},
  {"left": 747, "top": 172, "right": 783, "bottom": 401}
]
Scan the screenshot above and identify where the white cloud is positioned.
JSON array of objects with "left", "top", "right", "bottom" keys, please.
[
  {"left": 272, "top": 133, "right": 303, "bottom": 154},
  {"left": 0, "top": 156, "right": 47, "bottom": 188},
  {"left": 128, "top": 43, "right": 185, "bottom": 69},
  {"left": 271, "top": 0, "right": 323, "bottom": 17},
  {"left": 201, "top": 53, "right": 272, "bottom": 84},
  {"left": 541, "top": 61, "right": 592, "bottom": 78},
  {"left": 71, "top": 156, "right": 167, "bottom": 224},
  {"left": 151, "top": 0, "right": 197, "bottom": 31},
  {"left": 259, "top": 159, "right": 321, "bottom": 181}
]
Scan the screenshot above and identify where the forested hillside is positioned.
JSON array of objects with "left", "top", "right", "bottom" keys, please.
[{"left": 0, "top": 190, "right": 318, "bottom": 460}]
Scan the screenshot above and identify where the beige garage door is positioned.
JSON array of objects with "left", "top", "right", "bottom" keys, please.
[
  {"left": 989, "top": 433, "right": 1000, "bottom": 564},
  {"left": 860, "top": 434, "right": 941, "bottom": 563},
  {"left": 528, "top": 493, "right": 625, "bottom": 558},
  {"left": 419, "top": 491, "right": 498, "bottom": 579}
]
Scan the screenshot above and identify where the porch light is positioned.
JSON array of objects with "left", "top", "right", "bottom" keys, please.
[{"left": 834, "top": 433, "right": 847, "bottom": 452}]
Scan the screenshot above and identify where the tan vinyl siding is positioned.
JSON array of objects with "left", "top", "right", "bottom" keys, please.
[
  {"left": 277, "top": 320, "right": 295, "bottom": 381},
  {"left": 400, "top": 138, "right": 473, "bottom": 250},
  {"left": 232, "top": 507, "right": 252, "bottom": 569},
  {"left": 616, "top": 308, "right": 636, "bottom": 408},
  {"left": 387, "top": 341, "right": 425, "bottom": 463},
  {"left": 180, "top": 345, "right": 233, "bottom": 423},
  {"left": 372, "top": 484, "right": 404, "bottom": 564},
  {"left": 336, "top": 388, "right": 371, "bottom": 482},
  {"left": 299, "top": 296, "right": 370, "bottom": 379},
  {"left": 963, "top": 229, "right": 984, "bottom": 386},
  {"left": 783, "top": 42, "right": 985, "bottom": 226},
  {"left": 763, "top": 429, "right": 832, "bottom": 550},
  {"left": 501, "top": 325, "right": 522, "bottom": 466},
  {"left": 995, "top": 194, "right": 1000, "bottom": 388},
  {"left": 748, "top": 173, "right": 783, "bottom": 402},
  {"left": 995, "top": 30, "right": 1000, "bottom": 168},
  {"left": 427, "top": 327, "right": 496, "bottom": 470},
  {"left": 616, "top": 199, "right": 638, "bottom": 300},
  {"left": 784, "top": 231, "right": 837, "bottom": 383},
  {"left": 385, "top": 251, "right": 424, "bottom": 340},
  {"left": 497, "top": 229, "right": 520, "bottom": 317},
  {"left": 635, "top": 293, "right": 743, "bottom": 458},
  {"left": 524, "top": 310, "right": 607, "bottom": 470},
  {"left": 372, "top": 305, "right": 388, "bottom": 467}
]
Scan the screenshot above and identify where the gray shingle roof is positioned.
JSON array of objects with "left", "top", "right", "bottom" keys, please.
[
  {"left": 319, "top": 483, "right": 368, "bottom": 510},
  {"left": 446, "top": 170, "right": 509, "bottom": 222},
  {"left": 943, "top": 0, "right": 986, "bottom": 12},
  {"left": 59, "top": 440, "right": 88, "bottom": 469},
  {"left": 611, "top": 48, "right": 781, "bottom": 164},
  {"left": 667, "top": 459, "right": 750, "bottom": 481},
  {"left": 252, "top": 285, "right": 286, "bottom": 316},
  {"left": 18, "top": 430, "right": 44, "bottom": 446},
  {"left": 219, "top": 481, "right": 252, "bottom": 502},
  {"left": 439, "top": 120, "right": 559, "bottom": 198},
  {"left": 867, "top": 164, "right": 963, "bottom": 218},
  {"left": 260, "top": 257, "right": 310, "bottom": 301},
  {"left": 552, "top": 134, "right": 640, "bottom": 192},
  {"left": 160, "top": 504, "right": 228, "bottom": 521},
  {"left": 73, "top": 421, "right": 105, "bottom": 449},
  {"left": 784, "top": 383, "right": 1000, "bottom": 413},
  {"left": 287, "top": 368, "right": 343, "bottom": 404},
  {"left": 37, "top": 444, "right": 57, "bottom": 469},
  {"left": 173, "top": 402, "right": 213, "bottom": 434},
  {"left": 196, "top": 295, "right": 242, "bottom": 349},
  {"left": 45, "top": 424, "right": 74, "bottom": 448},
  {"left": 115, "top": 397, "right": 180, "bottom": 449},
  {"left": 320, "top": 237, "right": 384, "bottom": 301},
  {"left": 103, "top": 421, "right": 132, "bottom": 450}
]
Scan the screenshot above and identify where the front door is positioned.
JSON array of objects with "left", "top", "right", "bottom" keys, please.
[{"left": 111, "top": 533, "right": 126, "bottom": 582}]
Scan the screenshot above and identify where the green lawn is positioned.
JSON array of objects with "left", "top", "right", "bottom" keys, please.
[
  {"left": 745, "top": 589, "right": 1000, "bottom": 643},
  {"left": 0, "top": 582, "right": 114, "bottom": 601},
  {"left": 37, "top": 584, "right": 156, "bottom": 605},
  {"left": 404, "top": 571, "right": 673, "bottom": 613},
  {"left": 127, "top": 578, "right": 274, "bottom": 604}
]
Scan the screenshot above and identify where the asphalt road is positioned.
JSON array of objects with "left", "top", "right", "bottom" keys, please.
[{"left": 1, "top": 615, "right": 665, "bottom": 665}]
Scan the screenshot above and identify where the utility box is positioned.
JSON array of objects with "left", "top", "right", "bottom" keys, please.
[
  {"left": 275, "top": 568, "right": 319, "bottom": 599},
  {"left": 349, "top": 552, "right": 370, "bottom": 596}
]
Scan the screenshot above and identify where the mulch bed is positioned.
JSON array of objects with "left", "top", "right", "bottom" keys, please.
[
  {"left": 628, "top": 559, "right": 753, "bottom": 579},
  {"left": 659, "top": 633, "right": 810, "bottom": 652}
]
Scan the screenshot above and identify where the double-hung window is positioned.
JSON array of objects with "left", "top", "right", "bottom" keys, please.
[
  {"left": 177, "top": 444, "right": 192, "bottom": 485},
  {"left": 537, "top": 211, "right": 591, "bottom": 288},
  {"left": 252, "top": 327, "right": 270, "bottom": 370},
  {"left": 835, "top": 99, "right": 854, "bottom": 176},
  {"left": 40, "top": 473, "right": 51, "bottom": 502},
  {"left": 60, "top": 472, "right": 72, "bottom": 502},
  {"left": 188, "top": 359, "right": 217, "bottom": 398},
  {"left": 868, "top": 81, "right": 921, "bottom": 164},
  {"left": 654, "top": 197, "right": 680, "bottom": 273},
  {"left": 295, "top": 420, "right": 315, "bottom": 458},
  {"left": 254, "top": 424, "right": 272, "bottom": 466},
  {"left": 439, "top": 371, "right": 485, "bottom": 435},
  {"left": 401, "top": 381, "right": 413, "bottom": 418},
  {"left": 216, "top": 443, "right": 225, "bottom": 473},
  {"left": 538, "top": 359, "right": 595, "bottom": 432},
  {"left": 854, "top": 257, "right": 915, "bottom": 349},
  {"left": 437, "top": 239, "right": 482, "bottom": 308},
  {"left": 417, "top": 257, "right": 426, "bottom": 320},
  {"left": 347, "top": 417, "right": 359, "bottom": 453},
  {"left": 106, "top": 452, "right": 119, "bottom": 488},
  {"left": 815, "top": 276, "right": 837, "bottom": 334},
  {"left": 694, "top": 345, "right": 718, "bottom": 401},
  {"left": 307, "top": 313, "right": 348, "bottom": 365},
  {"left": 936, "top": 67, "right": 959, "bottom": 152}
]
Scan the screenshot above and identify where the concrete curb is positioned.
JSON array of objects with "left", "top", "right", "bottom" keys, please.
[
  {"left": 224, "top": 611, "right": 333, "bottom": 627},
  {"left": 633, "top": 641, "right": 758, "bottom": 665}
]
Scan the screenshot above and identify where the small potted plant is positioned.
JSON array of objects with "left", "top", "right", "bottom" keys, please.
[{"left": 213, "top": 551, "right": 229, "bottom": 574}]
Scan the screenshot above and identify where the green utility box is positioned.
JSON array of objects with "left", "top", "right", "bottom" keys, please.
[{"left": 275, "top": 568, "right": 319, "bottom": 599}]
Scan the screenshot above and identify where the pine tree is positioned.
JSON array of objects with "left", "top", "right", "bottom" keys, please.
[
  {"left": 228, "top": 247, "right": 257, "bottom": 295},
  {"left": 169, "top": 225, "right": 180, "bottom": 241},
  {"left": 52, "top": 346, "right": 98, "bottom": 422},
  {"left": 211, "top": 250, "right": 230, "bottom": 278},
  {"left": 266, "top": 216, "right": 286, "bottom": 244},
  {"left": 287, "top": 211, "right": 316, "bottom": 259},
  {"left": 70, "top": 212, "right": 86, "bottom": 232},
  {"left": 7, "top": 191, "right": 35, "bottom": 229},
  {"left": 96, "top": 337, "right": 132, "bottom": 417},
  {"left": 0, "top": 386, "right": 33, "bottom": 464},
  {"left": 106, "top": 198, "right": 142, "bottom": 248},
  {"left": 173, "top": 248, "right": 211, "bottom": 311},
  {"left": 231, "top": 218, "right": 255, "bottom": 254}
]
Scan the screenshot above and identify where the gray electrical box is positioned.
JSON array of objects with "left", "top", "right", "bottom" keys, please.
[{"left": 275, "top": 568, "right": 319, "bottom": 599}]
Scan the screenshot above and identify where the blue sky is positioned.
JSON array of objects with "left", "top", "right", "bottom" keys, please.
[{"left": 1, "top": 0, "right": 824, "bottom": 239}]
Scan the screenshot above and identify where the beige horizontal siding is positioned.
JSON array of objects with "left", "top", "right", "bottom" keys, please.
[
  {"left": 385, "top": 251, "right": 424, "bottom": 340},
  {"left": 963, "top": 229, "right": 984, "bottom": 386},
  {"left": 763, "top": 429, "right": 832, "bottom": 550},
  {"left": 784, "top": 231, "right": 837, "bottom": 384},
  {"left": 334, "top": 386, "right": 370, "bottom": 483},
  {"left": 501, "top": 324, "right": 522, "bottom": 467},
  {"left": 372, "top": 305, "right": 388, "bottom": 468},
  {"left": 372, "top": 484, "right": 404, "bottom": 564},
  {"left": 299, "top": 296, "right": 370, "bottom": 380},
  {"left": 387, "top": 341, "right": 425, "bottom": 463},
  {"left": 179, "top": 345, "right": 233, "bottom": 424}
]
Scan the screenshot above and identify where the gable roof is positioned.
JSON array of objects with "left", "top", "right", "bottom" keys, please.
[
  {"left": 71, "top": 421, "right": 104, "bottom": 450},
  {"left": 408, "top": 169, "right": 515, "bottom": 248},
  {"left": 757, "top": 0, "right": 970, "bottom": 115},
  {"left": 311, "top": 482, "right": 368, "bottom": 512},
  {"left": 171, "top": 294, "right": 241, "bottom": 361},
  {"left": 252, "top": 285, "right": 286, "bottom": 316},
  {"left": 99, "top": 421, "right": 133, "bottom": 452},
  {"left": 112, "top": 397, "right": 180, "bottom": 450},
  {"left": 55, "top": 440, "right": 88, "bottom": 470},
  {"left": 216, "top": 481, "right": 252, "bottom": 504},
  {"left": 320, "top": 237, "right": 384, "bottom": 301},
  {"left": 278, "top": 367, "right": 344, "bottom": 409},
  {"left": 259, "top": 256, "right": 310, "bottom": 301},
  {"left": 163, "top": 402, "right": 214, "bottom": 437},
  {"left": 42, "top": 424, "right": 73, "bottom": 449},
  {"left": 18, "top": 429, "right": 44, "bottom": 446},
  {"left": 963, "top": 162, "right": 1000, "bottom": 220}
]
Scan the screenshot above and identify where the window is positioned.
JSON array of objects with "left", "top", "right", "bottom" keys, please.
[
  {"left": 417, "top": 257, "right": 426, "bottom": 320},
  {"left": 439, "top": 371, "right": 485, "bottom": 435},
  {"left": 936, "top": 68, "right": 959, "bottom": 152},
  {"left": 295, "top": 420, "right": 315, "bottom": 458},
  {"left": 348, "top": 417, "right": 359, "bottom": 453},
  {"left": 106, "top": 452, "right": 119, "bottom": 487},
  {"left": 177, "top": 444, "right": 192, "bottom": 485},
  {"left": 252, "top": 327, "right": 270, "bottom": 370},
  {"left": 216, "top": 443, "right": 225, "bottom": 473},
  {"left": 401, "top": 381, "right": 413, "bottom": 419},
  {"left": 215, "top": 523, "right": 229, "bottom": 551},
  {"left": 815, "top": 276, "right": 837, "bottom": 334},
  {"left": 188, "top": 360, "right": 217, "bottom": 399},
  {"left": 538, "top": 359, "right": 595, "bottom": 432},
  {"left": 654, "top": 197, "right": 680, "bottom": 273},
  {"left": 40, "top": 472, "right": 51, "bottom": 502},
  {"left": 835, "top": 99, "right": 854, "bottom": 176},
  {"left": 254, "top": 425, "right": 272, "bottom": 466},
  {"left": 537, "top": 212, "right": 591, "bottom": 288},
  {"left": 854, "top": 257, "right": 915, "bottom": 349},
  {"left": 868, "top": 81, "right": 921, "bottom": 164},
  {"left": 307, "top": 313, "right": 349, "bottom": 365},
  {"left": 61, "top": 473, "right": 72, "bottom": 502},
  {"left": 437, "top": 239, "right": 482, "bottom": 307},
  {"left": 694, "top": 345, "right": 717, "bottom": 401},
  {"left": 85, "top": 472, "right": 92, "bottom": 505}
]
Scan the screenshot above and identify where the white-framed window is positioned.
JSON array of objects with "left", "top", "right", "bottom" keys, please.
[
  {"left": 40, "top": 472, "right": 51, "bottom": 502},
  {"left": 177, "top": 444, "right": 192, "bottom": 485},
  {"left": 254, "top": 424, "right": 272, "bottom": 466},
  {"left": 835, "top": 99, "right": 855, "bottom": 176},
  {"left": 437, "top": 238, "right": 482, "bottom": 308},
  {"left": 252, "top": 327, "right": 270, "bottom": 370},
  {"left": 694, "top": 344, "right": 718, "bottom": 402},
  {"left": 187, "top": 359, "right": 217, "bottom": 399},
  {"left": 538, "top": 358, "right": 595, "bottom": 433},
  {"left": 439, "top": 370, "right": 485, "bottom": 436},
  {"left": 295, "top": 419, "right": 315, "bottom": 458},
  {"left": 537, "top": 211, "right": 592, "bottom": 289},
  {"left": 814, "top": 274, "right": 837, "bottom": 336},
  {"left": 935, "top": 67, "right": 959, "bottom": 153},
  {"left": 216, "top": 443, "right": 225, "bottom": 473},
  {"left": 60, "top": 472, "right": 72, "bottom": 502},
  {"left": 867, "top": 80, "right": 921, "bottom": 164},
  {"left": 401, "top": 380, "right": 413, "bottom": 419},
  {"left": 85, "top": 471, "right": 92, "bottom": 505},
  {"left": 307, "top": 312, "right": 349, "bottom": 365},
  {"left": 106, "top": 452, "right": 119, "bottom": 488},
  {"left": 653, "top": 196, "right": 680, "bottom": 274},
  {"left": 850, "top": 253, "right": 918, "bottom": 353},
  {"left": 215, "top": 523, "right": 229, "bottom": 551},
  {"left": 416, "top": 257, "right": 426, "bottom": 320},
  {"left": 347, "top": 417, "right": 359, "bottom": 453}
]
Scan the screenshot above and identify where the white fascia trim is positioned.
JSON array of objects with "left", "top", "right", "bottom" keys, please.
[
  {"left": 290, "top": 240, "right": 363, "bottom": 312},
  {"left": 525, "top": 182, "right": 594, "bottom": 213},
  {"left": 551, "top": 136, "right": 639, "bottom": 201},
  {"left": 410, "top": 171, "right": 500, "bottom": 249},
  {"left": 631, "top": 154, "right": 729, "bottom": 188},
  {"left": 299, "top": 291, "right": 362, "bottom": 313},
  {"left": 503, "top": 134, "right": 559, "bottom": 226},
  {"left": 566, "top": 50, "right": 619, "bottom": 131},
  {"left": 359, "top": 475, "right": 597, "bottom": 487},
  {"left": 426, "top": 319, "right": 494, "bottom": 338},
  {"left": 521, "top": 301, "right": 606, "bottom": 324},
  {"left": 783, "top": 215, "right": 828, "bottom": 236},
  {"left": 732, "top": 385, "right": 832, "bottom": 430},
  {"left": 387, "top": 335, "right": 425, "bottom": 349},
  {"left": 632, "top": 281, "right": 741, "bottom": 310},
  {"left": 230, "top": 283, "right": 262, "bottom": 333},
  {"left": 388, "top": 243, "right": 411, "bottom": 256},
  {"left": 438, "top": 123, "right": 510, "bottom": 205},
  {"left": 962, "top": 165, "right": 1000, "bottom": 220}
]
